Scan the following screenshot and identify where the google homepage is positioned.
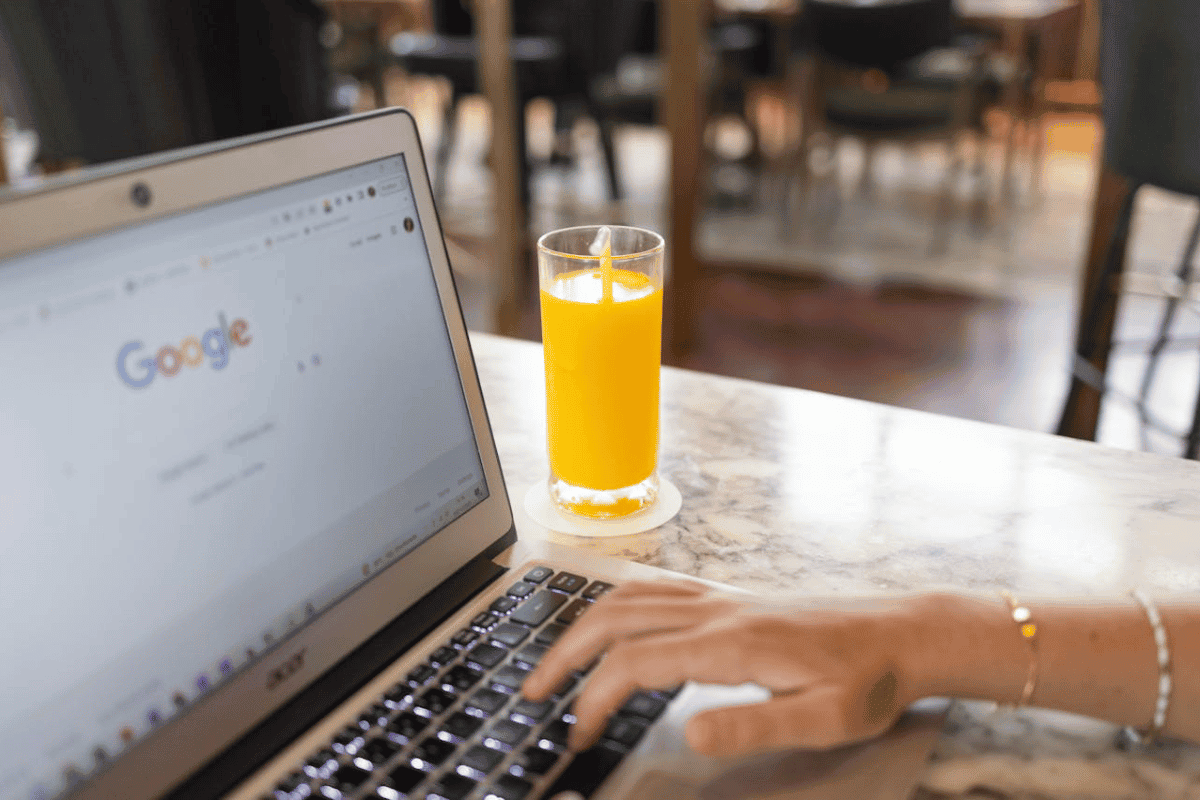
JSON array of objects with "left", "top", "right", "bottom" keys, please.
[{"left": 0, "top": 156, "right": 486, "bottom": 800}]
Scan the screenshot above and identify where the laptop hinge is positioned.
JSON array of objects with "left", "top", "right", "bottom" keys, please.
[{"left": 168, "top": 525, "right": 517, "bottom": 799}]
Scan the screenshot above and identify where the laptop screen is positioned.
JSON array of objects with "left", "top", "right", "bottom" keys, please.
[{"left": 0, "top": 154, "right": 488, "bottom": 800}]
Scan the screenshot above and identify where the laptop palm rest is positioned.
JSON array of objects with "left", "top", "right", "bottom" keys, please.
[{"left": 602, "top": 686, "right": 947, "bottom": 800}]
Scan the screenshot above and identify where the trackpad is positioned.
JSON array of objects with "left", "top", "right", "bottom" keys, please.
[{"left": 625, "top": 702, "right": 948, "bottom": 800}]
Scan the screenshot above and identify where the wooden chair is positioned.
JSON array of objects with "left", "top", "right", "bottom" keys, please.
[{"left": 1055, "top": 0, "right": 1200, "bottom": 458}]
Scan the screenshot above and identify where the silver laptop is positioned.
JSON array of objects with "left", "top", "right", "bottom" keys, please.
[{"left": 0, "top": 108, "right": 945, "bottom": 800}]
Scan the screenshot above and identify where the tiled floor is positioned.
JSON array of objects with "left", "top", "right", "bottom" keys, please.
[{"left": 390, "top": 76, "right": 1200, "bottom": 459}]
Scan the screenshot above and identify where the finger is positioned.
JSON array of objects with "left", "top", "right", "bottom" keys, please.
[
  {"left": 685, "top": 687, "right": 850, "bottom": 756},
  {"left": 567, "top": 626, "right": 757, "bottom": 749},
  {"left": 603, "top": 578, "right": 709, "bottom": 601},
  {"left": 523, "top": 595, "right": 732, "bottom": 700}
]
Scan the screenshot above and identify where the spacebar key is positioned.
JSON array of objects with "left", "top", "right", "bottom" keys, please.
[
  {"left": 542, "top": 744, "right": 625, "bottom": 799},
  {"left": 510, "top": 590, "right": 567, "bottom": 627}
]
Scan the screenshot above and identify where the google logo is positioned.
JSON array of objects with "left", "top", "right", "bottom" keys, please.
[{"left": 117, "top": 313, "right": 251, "bottom": 389}]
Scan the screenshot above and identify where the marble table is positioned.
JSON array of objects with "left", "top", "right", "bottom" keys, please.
[{"left": 469, "top": 331, "right": 1200, "bottom": 799}]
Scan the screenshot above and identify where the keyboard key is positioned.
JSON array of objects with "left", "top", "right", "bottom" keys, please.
[
  {"left": 534, "top": 623, "right": 567, "bottom": 646},
  {"left": 510, "top": 698, "right": 553, "bottom": 723},
  {"left": 487, "top": 719, "right": 532, "bottom": 748},
  {"left": 443, "top": 664, "right": 484, "bottom": 691},
  {"left": 359, "top": 703, "right": 390, "bottom": 729},
  {"left": 555, "top": 599, "right": 590, "bottom": 625},
  {"left": 386, "top": 711, "right": 428, "bottom": 741},
  {"left": 465, "top": 643, "right": 507, "bottom": 669},
  {"left": 385, "top": 763, "right": 426, "bottom": 794},
  {"left": 547, "top": 572, "right": 587, "bottom": 594},
  {"left": 471, "top": 612, "right": 500, "bottom": 630},
  {"left": 582, "top": 580, "right": 615, "bottom": 600},
  {"left": 406, "top": 664, "right": 436, "bottom": 687},
  {"left": 331, "top": 727, "right": 363, "bottom": 754},
  {"left": 550, "top": 675, "right": 578, "bottom": 700},
  {"left": 410, "top": 736, "right": 456, "bottom": 768},
  {"left": 620, "top": 692, "right": 667, "bottom": 721},
  {"left": 490, "top": 774, "right": 534, "bottom": 800},
  {"left": 428, "top": 773, "right": 476, "bottom": 800},
  {"left": 358, "top": 736, "right": 400, "bottom": 767},
  {"left": 490, "top": 665, "right": 530, "bottom": 693},
  {"left": 489, "top": 622, "right": 531, "bottom": 648},
  {"left": 430, "top": 646, "right": 457, "bottom": 665},
  {"left": 303, "top": 749, "right": 337, "bottom": 777},
  {"left": 513, "top": 745, "right": 559, "bottom": 776},
  {"left": 507, "top": 581, "right": 536, "bottom": 598},
  {"left": 542, "top": 743, "right": 626, "bottom": 799},
  {"left": 509, "top": 591, "right": 567, "bottom": 627},
  {"left": 384, "top": 683, "right": 412, "bottom": 707},
  {"left": 490, "top": 596, "right": 518, "bottom": 614},
  {"left": 604, "top": 717, "right": 648, "bottom": 749},
  {"left": 415, "top": 688, "right": 455, "bottom": 715},
  {"left": 538, "top": 719, "right": 570, "bottom": 751},
  {"left": 523, "top": 565, "right": 554, "bottom": 583},
  {"left": 459, "top": 744, "right": 504, "bottom": 775},
  {"left": 327, "top": 764, "right": 372, "bottom": 793},
  {"left": 466, "top": 688, "right": 509, "bottom": 716},
  {"left": 441, "top": 711, "right": 484, "bottom": 741},
  {"left": 512, "top": 643, "right": 549, "bottom": 669},
  {"left": 275, "top": 771, "right": 307, "bottom": 795},
  {"left": 451, "top": 629, "right": 479, "bottom": 648}
]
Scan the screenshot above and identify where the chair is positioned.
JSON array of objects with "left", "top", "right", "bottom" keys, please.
[
  {"left": 783, "top": 0, "right": 992, "bottom": 250},
  {"left": 391, "top": 0, "right": 609, "bottom": 204},
  {"left": 1055, "top": 0, "right": 1200, "bottom": 458}
]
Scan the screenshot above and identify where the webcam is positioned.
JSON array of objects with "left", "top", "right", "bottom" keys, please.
[{"left": 130, "top": 182, "right": 152, "bottom": 208}]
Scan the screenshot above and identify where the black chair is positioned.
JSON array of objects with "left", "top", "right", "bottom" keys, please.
[
  {"left": 1055, "top": 0, "right": 1200, "bottom": 458},
  {"left": 783, "top": 0, "right": 992, "bottom": 248},
  {"left": 391, "top": 0, "right": 603, "bottom": 204}
]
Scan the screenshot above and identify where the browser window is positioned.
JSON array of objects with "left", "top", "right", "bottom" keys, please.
[{"left": 0, "top": 155, "right": 487, "bottom": 800}]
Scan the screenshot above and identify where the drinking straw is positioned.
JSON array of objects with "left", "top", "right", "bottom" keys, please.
[{"left": 597, "top": 225, "right": 613, "bottom": 303}]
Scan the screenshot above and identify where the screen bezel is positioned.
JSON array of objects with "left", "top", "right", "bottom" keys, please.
[{"left": 0, "top": 109, "right": 517, "bottom": 800}]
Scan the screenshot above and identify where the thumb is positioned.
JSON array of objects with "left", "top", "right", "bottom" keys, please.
[
  {"left": 685, "top": 686, "right": 849, "bottom": 756},
  {"left": 549, "top": 794, "right": 585, "bottom": 800}
]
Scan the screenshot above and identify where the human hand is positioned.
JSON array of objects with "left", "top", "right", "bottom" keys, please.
[{"left": 521, "top": 579, "right": 924, "bottom": 758}]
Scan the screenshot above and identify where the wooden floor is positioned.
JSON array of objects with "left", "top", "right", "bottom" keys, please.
[{"left": 389, "top": 79, "right": 1200, "bottom": 459}]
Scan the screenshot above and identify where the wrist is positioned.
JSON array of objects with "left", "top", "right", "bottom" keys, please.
[{"left": 896, "top": 591, "right": 1026, "bottom": 706}]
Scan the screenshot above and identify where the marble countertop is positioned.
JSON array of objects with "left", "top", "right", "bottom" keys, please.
[{"left": 468, "top": 332, "right": 1200, "bottom": 799}]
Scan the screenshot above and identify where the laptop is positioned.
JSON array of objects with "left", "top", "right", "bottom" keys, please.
[{"left": 0, "top": 108, "right": 946, "bottom": 800}]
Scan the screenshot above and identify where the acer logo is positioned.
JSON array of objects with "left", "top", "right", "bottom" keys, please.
[{"left": 266, "top": 648, "right": 307, "bottom": 691}]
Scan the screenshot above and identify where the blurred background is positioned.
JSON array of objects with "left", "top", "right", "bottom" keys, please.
[{"left": 3, "top": 0, "right": 1200, "bottom": 459}]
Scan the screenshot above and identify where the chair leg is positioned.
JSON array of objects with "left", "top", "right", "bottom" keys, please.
[
  {"left": 1138, "top": 204, "right": 1200, "bottom": 449},
  {"left": 434, "top": 99, "right": 458, "bottom": 203},
  {"left": 1055, "top": 170, "right": 1139, "bottom": 440},
  {"left": 589, "top": 103, "right": 623, "bottom": 202}
]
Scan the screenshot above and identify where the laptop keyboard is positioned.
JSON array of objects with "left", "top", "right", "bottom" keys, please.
[{"left": 265, "top": 568, "right": 679, "bottom": 800}]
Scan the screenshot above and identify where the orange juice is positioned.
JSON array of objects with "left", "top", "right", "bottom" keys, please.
[{"left": 541, "top": 267, "right": 662, "bottom": 510}]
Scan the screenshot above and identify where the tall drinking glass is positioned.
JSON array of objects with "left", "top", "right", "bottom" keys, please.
[{"left": 538, "top": 225, "right": 664, "bottom": 519}]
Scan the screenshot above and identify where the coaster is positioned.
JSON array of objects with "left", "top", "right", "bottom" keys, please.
[{"left": 523, "top": 477, "right": 682, "bottom": 537}]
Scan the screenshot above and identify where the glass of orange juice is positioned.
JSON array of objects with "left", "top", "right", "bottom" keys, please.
[{"left": 538, "top": 225, "right": 664, "bottom": 519}]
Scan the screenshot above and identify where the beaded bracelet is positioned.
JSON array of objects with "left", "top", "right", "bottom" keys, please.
[
  {"left": 999, "top": 590, "right": 1039, "bottom": 708},
  {"left": 1130, "top": 588, "right": 1172, "bottom": 741}
]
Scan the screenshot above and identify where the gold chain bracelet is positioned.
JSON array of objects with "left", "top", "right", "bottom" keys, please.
[{"left": 999, "top": 590, "right": 1039, "bottom": 708}]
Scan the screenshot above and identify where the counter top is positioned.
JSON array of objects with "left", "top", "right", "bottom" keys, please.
[{"left": 468, "top": 331, "right": 1200, "bottom": 798}]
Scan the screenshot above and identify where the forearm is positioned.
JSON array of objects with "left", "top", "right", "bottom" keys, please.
[{"left": 902, "top": 592, "right": 1200, "bottom": 743}]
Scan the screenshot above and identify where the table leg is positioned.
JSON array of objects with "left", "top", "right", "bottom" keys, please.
[
  {"left": 476, "top": 0, "right": 527, "bottom": 336},
  {"left": 662, "top": 0, "right": 708, "bottom": 360}
]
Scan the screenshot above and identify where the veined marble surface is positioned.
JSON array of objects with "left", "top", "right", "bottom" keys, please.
[{"left": 469, "top": 331, "right": 1200, "bottom": 798}]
